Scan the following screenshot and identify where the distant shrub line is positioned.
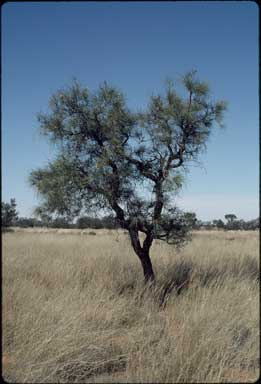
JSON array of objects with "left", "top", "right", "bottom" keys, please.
[
  {"left": 3, "top": 215, "right": 120, "bottom": 230},
  {"left": 2, "top": 198, "right": 260, "bottom": 231}
]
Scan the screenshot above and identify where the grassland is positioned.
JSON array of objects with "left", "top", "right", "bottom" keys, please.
[{"left": 2, "top": 229, "right": 259, "bottom": 383}]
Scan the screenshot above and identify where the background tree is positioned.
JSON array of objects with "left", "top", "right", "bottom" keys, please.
[
  {"left": 29, "top": 71, "right": 227, "bottom": 282},
  {"left": 77, "top": 216, "right": 104, "bottom": 229},
  {"left": 224, "top": 214, "right": 237, "bottom": 223},
  {"left": 77, "top": 215, "right": 120, "bottom": 230},
  {"left": 34, "top": 209, "right": 53, "bottom": 227},
  {"left": 213, "top": 219, "right": 225, "bottom": 229},
  {"left": 202, "top": 221, "right": 213, "bottom": 230},
  {"left": 50, "top": 217, "right": 73, "bottom": 229},
  {"left": 16, "top": 217, "right": 36, "bottom": 228},
  {"left": 2, "top": 198, "right": 18, "bottom": 228},
  {"left": 245, "top": 217, "right": 259, "bottom": 230},
  {"left": 225, "top": 213, "right": 237, "bottom": 230},
  {"left": 101, "top": 215, "right": 120, "bottom": 229}
]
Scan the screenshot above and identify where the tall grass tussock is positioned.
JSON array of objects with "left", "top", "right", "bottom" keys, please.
[{"left": 2, "top": 229, "right": 259, "bottom": 382}]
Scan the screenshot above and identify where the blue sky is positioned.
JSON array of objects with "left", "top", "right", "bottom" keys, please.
[{"left": 2, "top": 1, "right": 259, "bottom": 221}]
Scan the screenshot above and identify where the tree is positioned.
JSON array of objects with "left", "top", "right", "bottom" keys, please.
[
  {"left": 183, "top": 212, "right": 197, "bottom": 229},
  {"left": 33, "top": 208, "right": 53, "bottom": 227},
  {"left": 1, "top": 198, "right": 18, "bottom": 228},
  {"left": 202, "top": 221, "right": 213, "bottom": 230},
  {"left": 16, "top": 217, "right": 36, "bottom": 228},
  {"left": 245, "top": 218, "right": 260, "bottom": 230},
  {"left": 101, "top": 215, "right": 120, "bottom": 229},
  {"left": 77, "top": 216, "right": 104, "bottom": 229},
  {"left": 29, "top": 71, "right": 227, "bottom": 282},
  {"left": 77, "top": 215, "right": 120, "bottom": 229},
  {"left": 50, "top": 217, "right": 72, "bottom": 228},
  {"left": 213, "top": 219, "right": 225, "bottom": 229},
  {"left": 224, "top": 214, "right": 237, "bottom": 230},
  {"left": 225, "top": 214, "right": 237, "bottom": 223}
]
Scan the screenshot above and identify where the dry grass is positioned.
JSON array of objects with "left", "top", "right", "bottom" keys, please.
[{"left": 2, "top": 229, "right": 260, "bottom": 383}]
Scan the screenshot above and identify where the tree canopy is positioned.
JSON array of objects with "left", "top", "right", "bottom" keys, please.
[
  {"left": 2, "top": 198, "right": 18, "bottom": 228},
  {"left": 29, "top": 70, "right": 227, "bottom": 281},
  {"left": 225, "top": 214, "right": 237, "bottom": 223}
]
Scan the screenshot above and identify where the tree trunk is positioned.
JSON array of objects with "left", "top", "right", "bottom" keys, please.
[
  {"left": 138, "top": 248, "right": 155, "bottom": 283},
  {"left": 129, "top": 228, "right": 155, "bottom": 283}
]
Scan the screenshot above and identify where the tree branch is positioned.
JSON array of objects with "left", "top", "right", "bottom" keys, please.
[{"left": 126, "top": 156, "right": 157, "bottom": 182}]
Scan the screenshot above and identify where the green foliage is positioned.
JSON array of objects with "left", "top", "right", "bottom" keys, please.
[
  {"left": 50, "top": 217, "right": 72, "bottom": 229},
  {"left": 183, "top": 212, "right": 198, "bottom": 229},
  {"left": 223, "top": 215, "right": 259, "bottom": 231},
  {"left": 2, "top": 198, "right": 18, "bottom": 228},
  {"left": 29, "top": 71, "right": 227, "bottom": 249},
  {"left": 101, "top": 215, "right": 120, "bottom": 229},
  {"left": 153, "top": 208, "right": 192, "bottom": 246},
  {"left": 222, "top": 213, "right": 237, "bottom": 229},
  {"left": 213, "top": 219, "right": 225, "bottom": 229},
  {"left": 243, "top": 218, "right": 259, "bottom": 230},
  {"left": 77, "top": 215, "right": 120, "bottom": 230},
  {"left": 16, "top": 217, "right": 37, "bottom": 228},
  {"left": 77, "top": 216, "right": 104, "bottom": 229}
]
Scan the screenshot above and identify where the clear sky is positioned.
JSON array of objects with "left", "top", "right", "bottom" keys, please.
[{"left": 2, "top": 1, "right": 259, "bottom": 221}]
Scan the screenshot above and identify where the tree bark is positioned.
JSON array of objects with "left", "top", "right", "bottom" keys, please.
[
  {"left": 138, "top": 248, "right": 155, "bottom": 283},
  {"left": 129, "top": 228, "right": 155, "bottom": 283}
]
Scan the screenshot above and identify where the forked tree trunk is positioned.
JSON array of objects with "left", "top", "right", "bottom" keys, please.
[{"left": 129, "top": 229, "right": 155, "bottom": 283}]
